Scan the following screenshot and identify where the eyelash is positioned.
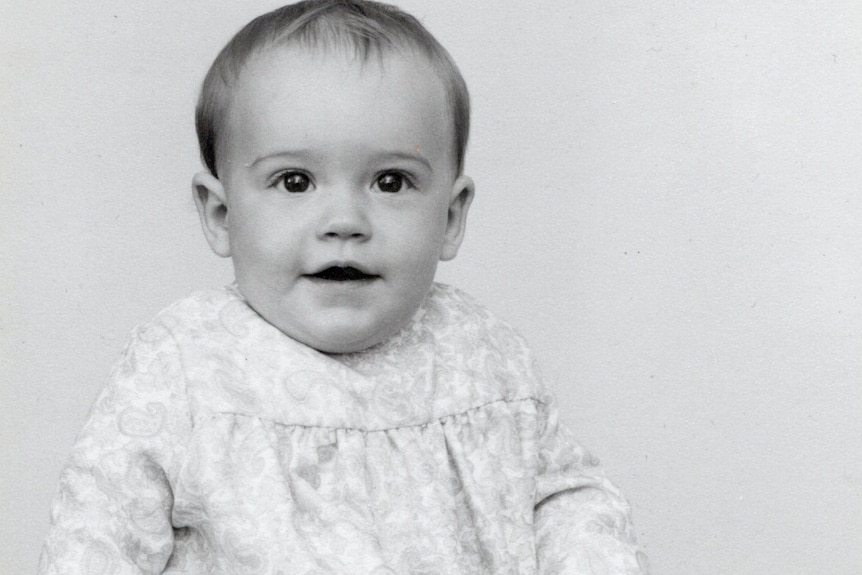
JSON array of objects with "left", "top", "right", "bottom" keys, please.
[
  {"left": 373, "top": 170, "right": 416, "bottom": 193},
  {"left": 270, "top": 170, "right": 314, "bottom": 193}
]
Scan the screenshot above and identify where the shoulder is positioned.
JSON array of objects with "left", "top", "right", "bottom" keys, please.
[
  {"left": 425, "top": 282, "right": 533, "bottom": 354},
  {"left": 128, "top": 284, "right": 249, "bottom": 343},
  {"left": 149, "top": 284, "right": 244, "bottom": 327},
  {"left": 106, "top": 285, "right": 277, "bottom": 417},
  {"left": 424, "top": 283, "right": 546, "bottom": 402},
  {"left": 109, "top": 285, "right": 256, "bottom": 382},
  {"left": 86, "top": 290, "right": 244, "bottom": 437}
]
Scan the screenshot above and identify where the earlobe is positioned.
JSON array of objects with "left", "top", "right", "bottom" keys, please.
[
  {"left": 192, "top": 171, "right": 232, "bottom": 258},
  {"left": 440, "top": 175, "right": 475, "bottom": 261}
]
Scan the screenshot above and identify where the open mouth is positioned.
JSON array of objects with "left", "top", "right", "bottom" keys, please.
[{"left": 307, "top": 266, "right": 378, "bottom": 282}]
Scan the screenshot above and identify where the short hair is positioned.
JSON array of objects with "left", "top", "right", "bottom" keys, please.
[{"left": 195, "top": 0, "right": 470, "bottom": 178}]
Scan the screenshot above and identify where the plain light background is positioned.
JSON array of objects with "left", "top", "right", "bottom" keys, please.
[{"left": 2, "top": 1, "right": 861, "bottom": 573}]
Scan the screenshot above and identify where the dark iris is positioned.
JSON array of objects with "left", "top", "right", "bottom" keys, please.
[
  {"left": 376, "top": 172, "right": 404, "bottom": 193},
  {"left": 281, "top": 172, "right": 310, "bottom": 193}
]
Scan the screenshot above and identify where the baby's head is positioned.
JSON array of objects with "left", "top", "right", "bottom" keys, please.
[{"left": 192, "top": 0, "right": 474, "bottom": 354}]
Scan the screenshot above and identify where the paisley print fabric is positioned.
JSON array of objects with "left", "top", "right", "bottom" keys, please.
[{"left": 39, "top": 283, "right": 647, "bottom": 574}]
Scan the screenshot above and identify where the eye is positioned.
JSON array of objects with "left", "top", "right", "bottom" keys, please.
[
  {"left": 277, "top": 171, "right": 312, "bottom": 193},
  {"left": 374, "top": 172, "right": 411, "bottom": 193}
]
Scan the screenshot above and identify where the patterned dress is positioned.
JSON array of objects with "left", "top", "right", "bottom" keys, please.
[{"left": 39, "top": 283, "right": 648, "bottom": 574}]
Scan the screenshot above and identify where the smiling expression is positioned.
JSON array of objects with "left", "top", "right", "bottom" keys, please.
[{"left": 193, "top": 46, "right": 473, "bottom": 353}]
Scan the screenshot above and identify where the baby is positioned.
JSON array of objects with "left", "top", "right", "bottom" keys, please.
[{"left": 39, "top": 1, "right": 647, "bottom": 573}]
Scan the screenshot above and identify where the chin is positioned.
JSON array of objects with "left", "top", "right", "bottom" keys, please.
[
  {"left": 291, "top": 309, "right": 412, "bottom": 355},
  {"left": 305, "top": 334, "right": 384, "bottom": 355},
  {"left": 292, "top": 323, "right": 392, "bottom": 355}
]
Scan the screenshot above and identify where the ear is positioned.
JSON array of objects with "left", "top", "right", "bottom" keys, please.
[
  {"left": 440, "top": 175, "right": 475, "bottom": 261},
  {"left": 192, "top": 171, "right": 231, "bottom": 257}
]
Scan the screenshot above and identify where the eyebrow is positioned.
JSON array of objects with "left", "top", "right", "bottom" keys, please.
[
  {"left": 369, "top": 151, "right": 433, "bottom": 172},
  {"left": 248, "top": 149, "right": 433, "bottom": 172},
  {"left": 247, "top": 149, "right": 315, "bottom": 169}
]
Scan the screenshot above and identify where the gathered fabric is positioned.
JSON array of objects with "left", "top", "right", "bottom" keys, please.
[{"left": 39, "top": 283, "right": 647, "bottom": 574}]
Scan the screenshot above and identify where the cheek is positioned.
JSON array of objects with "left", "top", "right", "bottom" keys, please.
[
  {"left": 229, "top": 212, "right": 297, "bottom": 270},
  {"left": 392, "top": 217, "right": 447, "bottom": 268},
  {"left": 230, "top": 197, "right": 301, "bottom": 246},
  {"left": 406, "top": 196, "right": 451, "bottom": 241}
]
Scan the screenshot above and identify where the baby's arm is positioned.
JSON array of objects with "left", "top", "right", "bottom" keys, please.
[
  {"left": 534, "top": 395, "right": 649, "bottom": 574},
  {"left": 38, "top": 322, "right": 189, "bottom": 574}
]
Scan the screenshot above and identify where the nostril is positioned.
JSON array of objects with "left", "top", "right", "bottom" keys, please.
[
  {"left": 318, "top": 209, "right": 371, "bottom": 240},
  {"left": 321, "top": 230, "right": 369, "bottom": 241}
]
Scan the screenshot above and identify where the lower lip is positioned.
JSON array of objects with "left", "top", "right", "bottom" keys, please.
[{"left": 303, "top": 276, "right": 380, "bottom": 288}]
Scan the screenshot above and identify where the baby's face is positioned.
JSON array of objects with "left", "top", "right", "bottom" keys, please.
[{"left": 194, "top": 46, "right": 473, "bottom": 353}]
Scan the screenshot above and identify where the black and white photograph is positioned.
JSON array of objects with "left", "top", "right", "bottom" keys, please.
[{"left": 2, "top": 1, "right": 860, "bottom": 573}]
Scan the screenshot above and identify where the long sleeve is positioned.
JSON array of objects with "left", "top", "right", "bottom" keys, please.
[
  {"left": 534, "top": 394, "right": 649, "bottom": 575},
  {"left": 39, "top": 321, "right": 190, "bottom": 575}
]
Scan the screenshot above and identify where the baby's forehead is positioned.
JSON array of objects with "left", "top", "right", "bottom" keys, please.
[
  {"left": 220, "top": 42, "right": 457, "bottom": 173},
  {"left": 237, "top": 43, "right": 451, "bottom": 115},
  {"left": 232, "top": 41, "right": 450, "bottom": 117}
]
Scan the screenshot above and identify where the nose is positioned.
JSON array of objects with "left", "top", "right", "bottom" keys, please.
[{"left": 317, "top": 187, "right": 371, "bottom": 241}]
